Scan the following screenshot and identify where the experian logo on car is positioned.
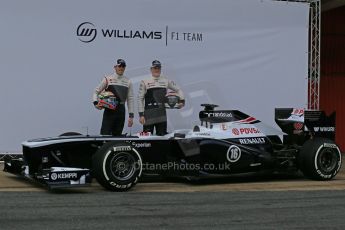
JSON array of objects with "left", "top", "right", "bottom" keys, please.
[{"left": 131, "top": 142, "right": 151, "bottom": 148}]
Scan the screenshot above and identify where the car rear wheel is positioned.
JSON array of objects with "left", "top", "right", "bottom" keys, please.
[
  {"left": 92, "top": 142, "right": 142, "bottom": 191},
  {"left": 298, "top": 137, "right": 342, "bottom": 180}
]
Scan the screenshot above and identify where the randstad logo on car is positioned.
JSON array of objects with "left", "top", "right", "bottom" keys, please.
[{"left": 204, "top": 112, "right": 232, "bottom": 118}]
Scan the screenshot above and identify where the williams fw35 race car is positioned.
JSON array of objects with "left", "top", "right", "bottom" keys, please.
[{"left": 4, "top": 104, "right": 342, "bottom": 192}]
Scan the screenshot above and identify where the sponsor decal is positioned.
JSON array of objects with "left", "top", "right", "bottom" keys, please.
[
  {"left": 131, "top": 142, "right": 151, "bottom": 148},
  {"left": 195, "top": 132, "right": 211, "bottom": 136},
  {"left": 294, "top": 122, "right": 303, "bottom": 130},
  {"left": 232, "top": 128, "right": 240, "bottom": 135},
  {"left": 204, "top": 112, "right": 232, "bottom": 118},
  {"left": 239, "top": 128, "right": 260, "bottom": 134},
  {"left": 239, "top": 138, "right": 265, "bottom": 145},
  {"left": 51, "top": 173, "right": 57, "bottom": 180},
  {"left": 113, "top": 146, "right": 132, "bottom": 152},
  {"left": 323, "top": 143, "right": 338, "bottom": 149},
  {"left": 51, "top": 172, "right": 78, "bottom": 180},
  {"left": 313, "top": 127, "right": 335, "bottom": 132},
  {"left": 76, "top": 22, "right": 203, "bottom": 46},
  {"left": 292, "top": 109, "right": 304, "bottom": 116},
  {"left": 226, "top": 145, "right": 241, "bottom": 163},
  {"left": 139, "top": 132, "right": 151, "bottom": 136},
  {"left": 232, "top": 128, "right": 261, "bottom": 136}
]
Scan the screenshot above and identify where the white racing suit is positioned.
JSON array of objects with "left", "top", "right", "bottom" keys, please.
[
  {"left": 93, "top": 74, "right": 134, "bottom": 136},
  {"left": 138, "top": 75, "right": 184, "bottom": 135}
]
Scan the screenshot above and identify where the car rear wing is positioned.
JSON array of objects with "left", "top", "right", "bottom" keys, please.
[
  {"left": 304, "top": 110, "right": 336, "bottom": 140},
  {"left": 275, "top": 108, "right": 336, "bottom": 141}
]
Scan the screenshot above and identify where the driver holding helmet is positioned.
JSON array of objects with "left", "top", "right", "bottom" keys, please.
[
  {"left": 93, "top": 59, "right": 134, "bottom": 136},
  {"left": 138, "top": 60, "right": 185, "bottom": 135}
]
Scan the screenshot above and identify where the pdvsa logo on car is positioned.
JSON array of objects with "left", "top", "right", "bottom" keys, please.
[{"left": 232, "top": 128, "right": 261, "bottom": 136}]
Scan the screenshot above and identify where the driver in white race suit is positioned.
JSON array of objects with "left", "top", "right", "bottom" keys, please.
[
  {"left": 138, "top": 60, "right": 185, "bottom": 135},
  {"left": 93, "top": 59, "right": 134, "bottom": 136}
]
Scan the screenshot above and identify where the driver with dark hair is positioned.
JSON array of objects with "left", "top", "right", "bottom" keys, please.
[
  {"left": 138, "top": 60, "right": 185, "bottom": 135},
  {"left": 93, "top": 59, "right": 134, "bottom": 136}
]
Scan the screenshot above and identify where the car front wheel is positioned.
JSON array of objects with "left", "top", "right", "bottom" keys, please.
[{"left": 92, "top": 142, "right": 142, "bottom": 191}]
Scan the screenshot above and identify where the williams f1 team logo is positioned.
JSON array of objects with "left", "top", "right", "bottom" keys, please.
[
  {"left": 76, "top": 22, "right": 203, "bottom": 46},
  {"left": 77, "top": 22, "right": 97, "bottom": 43}
]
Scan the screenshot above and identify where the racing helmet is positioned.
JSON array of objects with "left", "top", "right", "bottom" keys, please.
[
  {"left": 165, "top": 91, "right": 180, "bottom": 109},
  {"left": 97, "top": 91, "right": 118, "bottom": 110}
]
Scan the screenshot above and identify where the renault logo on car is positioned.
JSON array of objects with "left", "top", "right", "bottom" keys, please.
[{"left": 77, "top": 22, "right": 97, "bottom": 43}]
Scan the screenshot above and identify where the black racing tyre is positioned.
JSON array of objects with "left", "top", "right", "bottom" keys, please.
[
  {"left": 92, "top": 142, "right": 142, "bottom": 191},
  {"left": 298, "top": 137, "right": 342, "bottom": 180}
]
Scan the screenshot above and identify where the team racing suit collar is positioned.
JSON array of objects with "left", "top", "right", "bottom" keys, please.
[
  {"left": 151, "top": 75, "right": 161, "bottom": 80},
  {"left": 114, "top": 73, "right": 124, "bottom": 78}
]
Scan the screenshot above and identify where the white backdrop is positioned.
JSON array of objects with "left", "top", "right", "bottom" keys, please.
[{"left": 0, "top": 0, "right": 309, "bottom": 152}]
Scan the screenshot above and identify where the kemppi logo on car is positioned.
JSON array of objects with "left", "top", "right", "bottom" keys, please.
[
  {"left": 232, "top": 128, "right": 260, "bottom": 136},
  {"left": 77, "top": 22, "right": 97, "bottom": 43},
  {"left": 50, "top": 172, "right": 78, "bottom": 180}
]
